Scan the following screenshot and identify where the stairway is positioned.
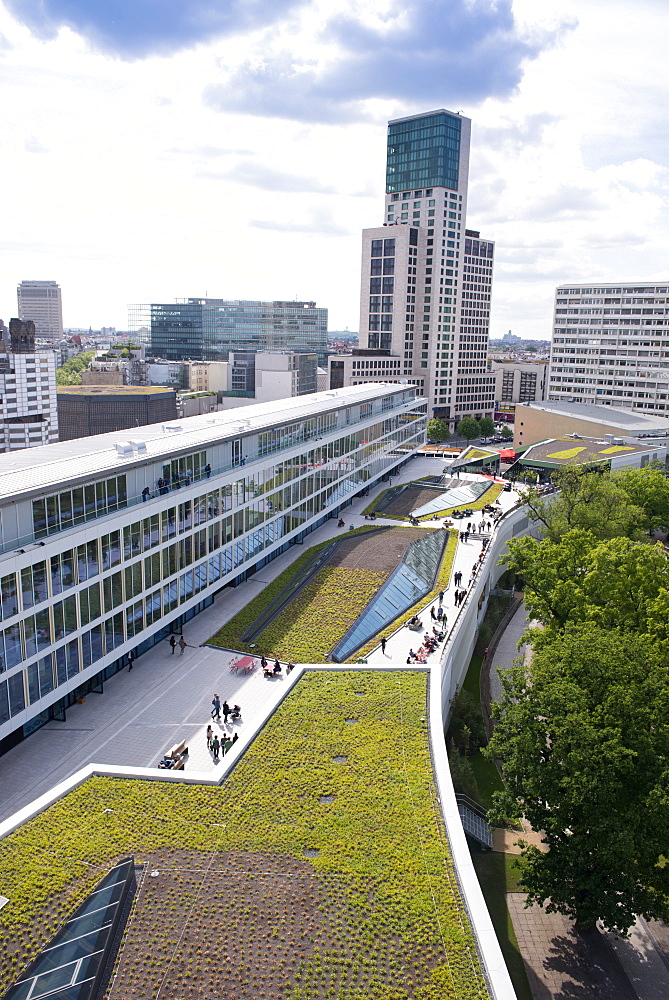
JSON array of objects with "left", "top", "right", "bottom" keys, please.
[{"left": 456, "top": 793, "right": 493, "bottom": 849}]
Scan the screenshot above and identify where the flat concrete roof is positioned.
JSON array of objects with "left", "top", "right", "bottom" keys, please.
[
  {"left": 56, "top": 386, "right": 175, "bottom": 396},
  {"left": 518, "top": 401, "right": 669, "bottom": 433},
  {"left": 0, "top": 383, "right": 420, "bottom": 500}
]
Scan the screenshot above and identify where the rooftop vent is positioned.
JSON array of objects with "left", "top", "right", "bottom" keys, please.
[
  {"left": 115, "top": 441, "right": 132, "bottom": 455},
  {"left": 162, "top": 424, "right": 182, "bottom": 433},
  {"left": 129, "top": 439, "right": 147, "bottom": 452}
]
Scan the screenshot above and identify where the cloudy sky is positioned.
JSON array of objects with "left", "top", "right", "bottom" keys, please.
[{"left": 1, "top": 0, "right": 668, "bottom": 339}]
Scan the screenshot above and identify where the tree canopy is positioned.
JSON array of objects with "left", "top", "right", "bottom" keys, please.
[
  {"left": 456, "top": 416, "right": 480, "bottom": 442},
  {"left": 55, "top": 351, "right": 96, "bottom": 386},
  {"left": 612, "top": 465, "right": 669, "bottom": 532},
  {"left": 478, "top": 416, "right": 494, "bottom": 437},
  {"left": 486, "top": 624, "right": 669, "bottom": 932},
  {"left": 500, "top": 425, "right": 513, "bottom": 440},
  {"left": 426, "top": 417, "right": 450, "bottom": 442}
]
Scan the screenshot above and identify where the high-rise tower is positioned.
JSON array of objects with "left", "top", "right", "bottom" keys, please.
[
  {"left": 17, "top": 280, "right": 64, "bottom": 339},
  {"left": 352, "top": 110, "right": 495, "bottom": 427}
]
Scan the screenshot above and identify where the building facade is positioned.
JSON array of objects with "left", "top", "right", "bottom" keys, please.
[
  {"left": 0, "top": 384, "right": 425, "bottom": 749},
  {"left": 513, "top": 400, "right": 669, "bottom": 450},
  {"left": 348, "top": 110, "right": 495, "bottom": 426},
  {"left": 129, "top": 300, "right": 328, "bottom": 364},
  {"left": 548, "top": 282, "right": 669, "bottom": 413},
  {"left": 0, "top": 320, "right": 58, "bottom": 453},
  {"left": 56, "top": 386, "right": 178, "bottom": 441},
  {"left": 17, "top": 281, "right": 64, "bottom": 339},
  {"left": 492, "top": 361, "right": 548, "bottom": 417}
]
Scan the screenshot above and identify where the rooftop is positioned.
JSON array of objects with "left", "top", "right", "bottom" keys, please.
[
  {"left": 0, "top": 383, "right": 418, "bottom": 500},
  {"left": 56, "top": 386, "right": 175, "bottom": 396},
  {"left": 518, "top": 400, "right": 669, "bottom": 433},
  {"left": 520, "top": 436, "right": 662, "bottom": 467}
]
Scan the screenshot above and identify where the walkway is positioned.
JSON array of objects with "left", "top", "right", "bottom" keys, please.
[{"left": 0, "top": 455, "right": 518, "bottom": 822}]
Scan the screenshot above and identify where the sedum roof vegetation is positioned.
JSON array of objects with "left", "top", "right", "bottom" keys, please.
[{"left": 0, "top": 671, "right": 488, "bottom": 1000}]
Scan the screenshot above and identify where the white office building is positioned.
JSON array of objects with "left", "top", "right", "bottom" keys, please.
[
  {"left": 340, "top": 110, "right": 496, "bottom": 427},
  {"left": 0, "top": 383, "right": 425, "bottom": 750},
  {"left": 549, "top": 282, "right": 669, "bottom": 413},
  {"left": 0, "top": 320, "right": 58, "bottom": 453},
  {"left": 17, "top": 281, "right": 64, "bottom": 339}
]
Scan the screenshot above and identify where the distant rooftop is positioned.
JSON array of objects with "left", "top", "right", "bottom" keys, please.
[
  {"left": 521, "top": 436, "right": 663, "bottom": 468},
  {"left": 56, "top": 386, "right": 175, "bottom": 396},
  {"left": 519, "top": 400, "right": 669, "bottom": 433}
]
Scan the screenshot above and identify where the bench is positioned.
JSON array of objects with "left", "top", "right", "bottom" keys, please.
[{"left": 160, "top": 739, "right": 189, "bottom": 770}]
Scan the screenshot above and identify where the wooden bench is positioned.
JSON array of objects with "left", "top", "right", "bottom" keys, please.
[{"left": 163, "top": 739, "right": 188, "bottom": 770}]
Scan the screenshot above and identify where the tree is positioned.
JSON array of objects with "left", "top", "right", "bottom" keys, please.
[
  {"left": 500, "top": 426, "right": 513, "bottom": 440},
  {"left": 427, "top": 417, "right": 450, "bottom": 442},
  {"left": 505, "top": 530, "right": 669, "bottom": 632},
  {"left": 486, "top": 624, "right": 669, "bottom": 932},
  {"left": 55, "top": 351, "right": 96, "bottom": 386},
  {"left": 518, "top": 466, "right": 645, "bottom": 542},
  {"left": 613, "top": 465, "right": 669, "bottom": 532},
  {"left": 478, "top": 416, "right": 494, "bottom": 437},
  {"left": 457, "top": 416, "right": 480, "bottom": 442}
]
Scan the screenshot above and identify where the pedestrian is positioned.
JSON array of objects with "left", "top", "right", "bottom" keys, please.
[
  {"left": 179, "top": 635, "right": 187, "bottom": 655},
  {"left": 438, "top": 590, "right": 444, "bottom": 604},
  {"left": 430, "top": 606, "right": 436, "bottom": 621},
  {"left": 222, "top": 736, "right": 233, "bottom": 755},
  {"left": 437, "top": 607, "right": 443, "bottom": 620},
  {"left": 381, "top": 637, "right": 387, "bottom": 655},
  {"left": 211, "top": 735, "right": 220, "bottom": 761},
  {"left": 222, "top": 700, "right": 231, "bottom": 723},
  {"left": 142, "top": 487, "right": 150, "bottom": 502},
  {"left": 169, "top": 634, "right": 177, "bottom": 655},
  {"left": 205, "top": 463, "right": 212, "bottom": 479},
  {"left": 127, "top": 649, "right": 135, "bottom": 671},
  {"left": 211, "top": 693, "right": 221, "bottom": 721},
  {"left": 232, "top": 732, "right": 239, "bottom": 745},
  {"left": 206, "top": 724, "right": 213, "bottom": 748}
]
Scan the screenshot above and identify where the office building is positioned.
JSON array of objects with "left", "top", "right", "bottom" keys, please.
[
  {"left": 17, "top": 281, "right": 64, "bottom": 339},
  {"left": 221, "top": 350, "right": 318, "bottom": 405},
  {"left": 513, "top": 399, "right": 669, "bottom": 450},
  {"left": 346, "top": 110, "right": 495, "bottom": 427},
  {"left": 548, "top": 282, "right": 669, "bottom": 413},
  {"left": 492, "top": 361, "right": 548, "bottom": 421},
  {"left": 56, "top": 386, "right": 178, "bottom": 441},
  {"left": 129, "top": 300, "right": 328, "bottom": 364},
  {"left": 0, "top": 383, "right": 425, "bottom": 748},
  {"left": 0, "top": 319, "right": 58, "bottom": 453}
]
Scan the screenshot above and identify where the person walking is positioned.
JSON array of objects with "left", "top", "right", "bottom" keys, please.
[
  {"left": 211, "top": 693, "right": 221, "bottom": 721},
  {"left": 205, "top": 463, "right": 212, "bottom": 479},
  {"left": 211, "top": 735, "right": 220, "bottom": 762},
  {"left": 206, "top": 724, "right": 213, "bottom": 749},
  {"left": 127, "top": 649, "right": 135, "bottom": 671},
  {"left": 142, "top": 487, "right": 150, "bottom": 502},
  {"left": 438, "top": 590, "right": 444, "bottom": 605},
  {"left": 430, "top": 605, "right": 436, "bottom": 621},
  {"left": 179, "top": 635, "right": 187, "bottom": 655},
  {"left": 222, "top": 700, "right": 231, "bottom": 724},
  {"left": 381, "top": 637, "right": 387, "bottom": 656},
  {"left": 169, "top": 634, "right": 177, "bottom": 654}
]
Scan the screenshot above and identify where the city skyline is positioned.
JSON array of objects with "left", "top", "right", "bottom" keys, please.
[{"left": 1, "top": 0, "right": 669, "bottom": 338}]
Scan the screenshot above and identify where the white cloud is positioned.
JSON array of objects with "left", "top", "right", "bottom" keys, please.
[{"left": 0, "top": 0, "right": 668, "bottom": 340}]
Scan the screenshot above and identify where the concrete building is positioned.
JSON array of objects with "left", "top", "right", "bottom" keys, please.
[
  {"left": 0, "top": 320, "right": 58, "bottom": 453},
  {"left": 514, "top": 400, "right": 669, "bottom": 450},
  {"left": 56, "top": 386, "right": 177, "bottom": 441},
  {"left": 548, "top": 281, "right": 669, "bottom": 413},
  {"left": 0, "top": 383, "right": 425, "bottom": 747},
  {"left": 129, "top": 300, "right": 328, "bottom": 364},
  {"left": 337, "top": 110, "right": 495, "bottom": 427},
  {"left": 17, "top": 281, "right": 64, "bottom": 339},
  {"left": 492, "top": 361, "right": 548, "bottom": 422},
  {"left": 221, "top": 350, "right": 318, "bottom": 406}
]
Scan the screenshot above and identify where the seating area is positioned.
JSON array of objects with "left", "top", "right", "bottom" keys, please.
[
  {"left": 229, "top": 655, "right": 256, "bottom": 674},
  {"left": 158, "top": 739, "right": 189, "bottom": 770}
]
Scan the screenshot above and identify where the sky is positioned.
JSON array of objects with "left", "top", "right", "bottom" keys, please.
[{"left": 1, "top": 0, "right": 669, "bottom": 340}]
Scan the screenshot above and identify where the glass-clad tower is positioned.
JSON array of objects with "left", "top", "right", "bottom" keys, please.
[{"left": 354, "top": 109, "right": 495, "bottom": 427}]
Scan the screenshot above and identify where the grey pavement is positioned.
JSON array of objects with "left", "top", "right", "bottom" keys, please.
[{"left": 488, "top": 600, "right": 532, "bottom": 704}]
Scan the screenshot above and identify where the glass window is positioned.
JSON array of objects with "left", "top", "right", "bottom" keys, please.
[{"left": 1, "top": 573, "right": 19, "bottom": 620}]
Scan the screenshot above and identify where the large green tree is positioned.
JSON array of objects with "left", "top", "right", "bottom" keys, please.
[
  {"left": 500, "top": 425, "right": 513, "bottom": 440},
  {"left": 486, "top": 624, "right": 669, "bottom": 932},
  {"left": 427, "top": 417, "right": 450, "bottom": 442},
  {"left": 478, "top": 416, "right": 494, "bottom": 437},
  {"left": 613, "top": 465, "right": 669, "bottom": 532},
  {"left": 456, "top": 416, "right": 480, "bottom": 442},
  {"left": 519, "top": 466, "right": 645, "bottom": 541},
  {"left": 55, "top": 351, "right": 96, "bottom": 386}
]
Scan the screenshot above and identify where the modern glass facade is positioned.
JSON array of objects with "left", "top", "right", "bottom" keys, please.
[
  {"left": 129, "top": 299, "right": 328, "bottom": 363},
  {"left": 0, "top": 385, "right": 426, "bottom": 749},
  {"left": 386, "top": 111, "right": 462, "bottom": 193}
]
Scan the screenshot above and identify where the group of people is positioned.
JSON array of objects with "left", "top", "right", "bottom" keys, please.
[
  {"left": 406, "top": 631, "right": 443, "bottom": 663},
  {"left": 169, "top": 634, "right": 188, "bottom": 655},
  {"left": 206, "top": 725, "right": 238, "bottom": 762},
  {"left": 260, "top": 656, "right": 294, "bottom": 678}
]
